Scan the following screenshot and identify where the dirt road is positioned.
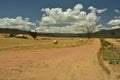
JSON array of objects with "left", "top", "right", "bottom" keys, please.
[{"left": 0, "top": 39, "right": 109, "bottom": 80}]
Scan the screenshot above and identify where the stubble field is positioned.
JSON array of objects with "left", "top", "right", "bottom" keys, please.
[{"left": 0, "top": 34, "right": 91, "bottom": 52}]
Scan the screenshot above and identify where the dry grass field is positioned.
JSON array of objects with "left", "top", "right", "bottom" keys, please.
[
  {"left": 105, "top": 38, "right": 120, "bottom": 46},
  {"left": 0, "top": 34, "right": 92, "bottom": 51}
]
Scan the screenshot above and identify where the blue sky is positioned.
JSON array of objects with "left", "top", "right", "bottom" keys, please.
[{"left": 0, "top": 0, "right": 120, "bottom": 33}]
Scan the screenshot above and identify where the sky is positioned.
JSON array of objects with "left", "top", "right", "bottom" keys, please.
[{"left": 0, "top": 0, "right": 120, "bottom": 33}]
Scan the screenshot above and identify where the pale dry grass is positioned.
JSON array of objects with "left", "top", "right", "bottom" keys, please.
[
  {"left": 0, "top": 34, "right": 92, "bottom": 51},
  {"left": 105, "top": 38, "right": 120, "bottom": 46}
]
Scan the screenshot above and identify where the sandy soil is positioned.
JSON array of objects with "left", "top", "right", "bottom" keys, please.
[{"left": 0, "top": 39, "right": 109, "bottom": 80}]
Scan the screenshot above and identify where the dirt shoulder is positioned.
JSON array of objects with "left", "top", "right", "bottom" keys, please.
[{"left": 0, "top": 39, "right": 109, "bottom": 80}]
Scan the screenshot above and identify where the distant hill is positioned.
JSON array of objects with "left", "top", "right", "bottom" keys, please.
[
  {"left": 0, "top": 28, "right": 120, "bottom": 38},
  {"left": 94, "top": 29, "right": 120, "bottom": 38},
  {"left": 0, "top": 28, "right": 28, "bottom": 34}
]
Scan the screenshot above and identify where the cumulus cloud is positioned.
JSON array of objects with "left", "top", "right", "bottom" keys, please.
[
  {"left": 74, "top": 4, "right": 83, "bottom": 11},
  {"left": 115, "top": 9, "right": 120, "bottom": 13},
  {"left": 36, "top": 24, "right": 84, "bottom": 33},
  {"left": 36, "top": 4, "right": 106, "bottom": 33},
  {"left": 108, "top": 17, "right": 120, "bottom": 30},
  {"left": 108, "top": 19, "right": 120, "bottom": 26},
  {"left": 88, "top": 6, "right": 107, "bottom": 14},
  {"left": 41, "top": 4, "right": 85, "bottom": 26},
  {"left": 0, "top": 17, "right": 36, "bottom": 30},
  {"left": 112, "top": 26, "right": 120, "bottom": 29},
  {"left": 96, "top": 25, "right": 107, "bottom": 31}
]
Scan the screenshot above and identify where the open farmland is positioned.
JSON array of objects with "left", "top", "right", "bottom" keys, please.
[
  {"left": 0, "top": 38, "right": 110, "bottom": 80},
  {"left": 0, "top": 34, "right": 92, "bottom": 51}
]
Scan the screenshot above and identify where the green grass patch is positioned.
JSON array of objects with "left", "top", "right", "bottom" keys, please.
[
  {"left": 102, "top": 50, "right": 113, "bottom": 61},
  {"left": 100, "top": 38, "right": 111, "bottom": 49},
  {"left": 100, "top": 38, "right": 120, "bottom": 64}
]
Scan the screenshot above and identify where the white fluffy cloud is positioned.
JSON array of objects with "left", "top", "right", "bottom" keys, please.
[
  {"left": 96, "top": 25, "right": 108, "bottom": 31},
  {"left": 115, "top": 9, "right": 120, "bottom": 13},
  {"left": 0, "top": 17, "right": 36, "bottom": 30},
  {"left": 74, "top": 4, "right": 83, "bottom": 11},
  {"left": 112, "top": 26, "right": 120, "bottom": 29},
  {"left": 40, "top": 4, "right": 100, "bottom": 26},
  {"left": 37, "top": 4, "right": 106, "bottom": 33},
  {"left": 108, "top": 19, "right": 120, "bottom": 26},
  {"left": 36, "top": 25, "right": 83, "bottom": 33},
  {"left": 108, "top": 17, "right": 120, "bottom": 29}
]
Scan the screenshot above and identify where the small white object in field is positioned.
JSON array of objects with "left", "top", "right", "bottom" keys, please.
[
  {"left": 53, "top": 40, "right": 58, "bottom": 44},
  {"left": 116, "top": 39, "right": 120, "bottom": 42},
  {"left": 15, "top": 34, "right": 28, "bottom": 39},
  {"left": 79, "top": 39, "right": 83, "bottom": 42},
  {"left": 15, "top": 34, "right": 24, "bottom": 37}
]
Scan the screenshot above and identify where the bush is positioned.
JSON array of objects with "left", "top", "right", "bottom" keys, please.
[
  {"left": 100, "top": 38, "right": 111, "bottom": 49},
  {"left": 8, "top": 33, "right": 16, "bottom": 37},
  {"left": 102, "top": 50, "right": 113, "bottom": 61},
  {"left": 109, "top": 58, "right": 114, "bottom": 64},
  {"left": 29, "top": 31, "right": 38, "bottom": 40}
]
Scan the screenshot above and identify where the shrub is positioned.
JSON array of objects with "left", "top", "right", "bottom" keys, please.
[
  {"left": 29, "top": 31, "right": 38, "bottom": 40},
  {"left": 102, "top": 50, "right": 113, "bottom": 61},
  {"left": 100, "top": 39, "right": 111, "bottom": 49},
  {"left": 109, "top": 58, "right": 114, "bottom": 64},
  {"left": 8, "top": 33, "right": 16, "bottom": 37}
]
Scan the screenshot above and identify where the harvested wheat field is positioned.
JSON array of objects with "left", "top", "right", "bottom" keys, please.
[
  {"left": 0, "top": 34, "right": 91, "bottom": 51},
  {"left": 0, "top": 38, "right": 110, "bottom": 80}
]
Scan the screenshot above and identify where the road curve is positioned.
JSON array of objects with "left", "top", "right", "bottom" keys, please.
[{"left": 0, "top": 39, "right": 109, "bottom": 80}]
